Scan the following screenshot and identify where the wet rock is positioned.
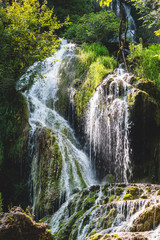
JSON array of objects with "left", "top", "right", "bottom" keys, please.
[
  {"left": 31, "top": 127, "right": 63, "bottom": 218},
  {"left": 0, "top": 207, "right": 54, "bottom": 240}
]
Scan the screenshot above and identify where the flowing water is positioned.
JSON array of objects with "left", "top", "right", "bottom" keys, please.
[
  {"left": 49, "top": 183, "right": 160, "bottom": 240},
  {"left": 22, "top": 40, "right": 97, "bottom": 212},
  {"left": 85, "top": 67, "right": 132, "bottom": 182},
  {"left": 110, "top": 0, "right": 136, "bottom": 42}
]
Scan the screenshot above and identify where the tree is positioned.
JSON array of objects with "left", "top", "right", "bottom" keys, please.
[
  {"left": 0, "top": 0, "right": 67, "bottom": 91},
  {"left": 97, "top": 0, "right": 128, "bottom": 64},
  {"left": 129, "top": 0, "right": 160, "bottom": 37},
  {"left": 97, "top": 0, "right": 160, "bottom": 37}
]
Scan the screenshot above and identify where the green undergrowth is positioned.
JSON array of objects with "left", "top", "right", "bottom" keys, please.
[
  {"left": 127, "top": 43, "right": 160, "bottom": 91},
  {"left": 0, "top": 91, "right": 29, "bottom": 209},
  {"left": 74, "top": 42, "right": 117, "bottom": 117},
  {"left": 63, "top": 10, "right": 119, "bottom": 44}
]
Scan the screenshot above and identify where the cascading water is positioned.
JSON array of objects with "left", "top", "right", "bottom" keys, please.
[
  {"left": 21, "top": 40, "right": 97, "bottom": 214},
  {"left": 49, "top": 183, "right": 160, "bottom": 240},
  {"left": 85, "top": 67, "right": 132, "bottom": 182},
  {"left": 111, "top": 0, "right": 136, "bottom": 42},
  {"left": 122, "top": 2, "right": 136, "bottom": 41}
]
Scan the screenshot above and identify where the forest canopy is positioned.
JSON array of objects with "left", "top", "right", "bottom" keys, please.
[{"left": 0, "top": 0, "right": 67, "bottom": 92}]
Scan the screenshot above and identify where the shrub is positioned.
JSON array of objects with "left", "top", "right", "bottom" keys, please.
[
  {"left": 128, "top": 43, "right": 160, "bottom": 90},
  {"left": 64, "top": 10, "right": 119, "bottom": 44},
  {"left": 74, "top": 43, "right": 117, "bottom": 116}
]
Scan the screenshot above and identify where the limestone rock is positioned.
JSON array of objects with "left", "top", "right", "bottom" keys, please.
[{"left": 0, "top": 206, "right": 54, "bottom": 240}]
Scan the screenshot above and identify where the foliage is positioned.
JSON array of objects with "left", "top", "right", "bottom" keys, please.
[
  {"left": 0, "top": 193, "right": 2, "bottom": 211},
  {"left": 0, "top": 91, "right": 29, "bottom": 209},
  {"left": 0, "top": 0, "right": 65, "bottom": 91},
  {"left": 97, "top": 0, "right": 112, "bottom": 7},
  {"left": 74, "top": 43, "right": 117, "bottom": 116},
  {"left": 97, "top": 0, "right": 160, "bottom": 40},
  {"left": 0, "top": 0, "right": 64, "bottom": 209},
  {"left": 47, "top": 0, "right": 94, "bottom": 22},
  {"left": 64, "top": 10, "right": 119, "bottom": 44},
  {"left": 129, "top": 0, "right": 160, "bottom": 39},
  {"left": 127, "top": 43, "right": 160, "bottom": 89}
]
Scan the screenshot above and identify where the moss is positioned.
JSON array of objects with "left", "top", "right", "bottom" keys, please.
[
  {"left": 127, "top": 92, "right": 136, "bottom": 106},
  {"left": 124, "top": 185, "right": 142, "bottom": 200},
  {"left": 102, "top": 208, "right": 117, "bottom": 229},
  {"left": 33, "top": 127, "right": 63, "bottom": 217},
  {"left": 56, "top": 209, "right": 85, "bottom": 240},
  {"left": 75, "top": 160, "right": 87, "bottom": 189},
  {"left": 140, "top": 194, "right": 148, "bottom": 199},
  {"left": 110, "top": 187, "right": 124, "bottom": 196},
  {"left": 146, "top": 187, "right": 151, "bottom": 192},
  {"left": 83, "top": 196, "right": 95, "bottom": 210},
  {"left": 109, "top": 195, "right": 115, "bottom": 203},
  {"left": 131, "top": 204, "right": 160, "bottom": 232},
  {"left": 123, "top": 193, "right": 134, "bottom": 201},
  {"left": 157, "top": 189, "right": 160, "bottom": 195}
]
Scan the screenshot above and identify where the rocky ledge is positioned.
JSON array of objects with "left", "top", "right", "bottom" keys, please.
[{"left": 0, "top": 206, "right": 54, "bottom": 240}]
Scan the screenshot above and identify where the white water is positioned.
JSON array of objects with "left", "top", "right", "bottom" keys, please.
[
  {"left": 85, "top": 67, "right": 132, "bottom": 182},
  {"left": 111, "top": 0, "right": 136, "bottom": 42},
  {"left": 122, "top": 3, "right": 136, "bottom": 41},
  {"left": 49, "top": 183, "right": 160, "bottom": 240},
  {"left": 23, "top": 40, "right": 96, "bottom": 212}
]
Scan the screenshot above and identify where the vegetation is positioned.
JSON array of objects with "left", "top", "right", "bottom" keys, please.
[
  {"left": 0, "top": 0, "right": 64, "bottom": 209},
  {"left": 0, "top": 0, "right": 65, "bottom": 92},
  {"left": 74, "top": 42, "right": 117, "bottom": 116},
  {"left": 47, "top": 0, "right": 95, "bottom": 22},
  {"left": 64, "top": 10, "right": 119, "bottom": 44},
  {"left": 0, "top": 193, "right": 2, "bottom": 212},
  {"left": 127, "top": 42, "right": 160, "bottom": 89}
]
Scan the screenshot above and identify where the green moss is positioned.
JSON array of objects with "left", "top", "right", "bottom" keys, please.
[
  {"left": 123, "top": 193, "right": 134, "bottom": 201},
  {"left": 140, "top": 194, "right": 148, "bottom": 199},
  {"left": 73, "top": 44, "right": 116, "bottom": 117},
  {"left": 146, "top": 187, "right": 151, "bottom": 192},
  {"left": 89, "top": 234, "right": 102, "bottom": 240},
  {"left": 106, "top": 174, "right": 115, "bottom": 184},
  {"left": 110, "top": 187, "right": 124, "bottom": 196},
  {"left": 33, "top": 128, "right": 63, "bottom": 216},
  {"left": 75, "top": 160, "right": 87, "bottom": 189},
  {"left": 56, "top": 209, "right": 85, "bottom": 240},
  {"left": 124, "top": 185, "right": 142, "bottom": 200},
  {"left": 102, "top": 208, "right": 117, "bottom": 229},
  {"left": 109, "top": 195, "right": 115, "bottom": 203},
  {"left": 127, "top": 92, "right": 136, "bottom": 106}
]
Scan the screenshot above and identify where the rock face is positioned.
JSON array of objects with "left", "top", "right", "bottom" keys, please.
[
  {"left": 0, "top": 207, "right": 54, "bottom": 240},
  {"left": 49, "top": 183, "right": 160, "bottom": 240},
  {"left": 57, "top": 52, "right": 160, "bottom": 183},
  {"left": 30, "top": 127, "right": 63, "bottom": 218}
]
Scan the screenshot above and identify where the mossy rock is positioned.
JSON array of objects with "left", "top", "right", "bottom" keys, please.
[
  {"left": 123, "top": 193, "right": 134, "bottom": 201},
  {"left": 101, "top": 208, "right": 117, "bottom": 229},
  {"left": 32, "top": 127, "right": 63, "bottom": 218},
  {"left": 124, "top": 185, "right": 142, "bottom": 200},
  {"left": 131, "top": 204, "right": 160, "bottom": 231}
]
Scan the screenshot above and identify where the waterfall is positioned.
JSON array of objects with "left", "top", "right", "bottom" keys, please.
[
  {"left": 85, "top": 67, "right": 132, "bottom": 182},
  {"left": 22, "top": 40, "right": 97, "bottom": 214},
  {"left": 112, "top": 0, "right": 136, "bottom": 42},
  {"left": 122, "top": 2, "right": 136, "bottom": 41},
  {"left": 49, "top": 183, "right": 160, "bottom": 240}
]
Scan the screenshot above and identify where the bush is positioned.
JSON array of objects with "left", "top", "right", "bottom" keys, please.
[
  {"left": 64, "top": 10, "right": 119, "bottom": 44},
  {"left": 0, "top": 193, "right": 2, "bottom": 212},
  {"left": 74, "top": 43, "right": 117, "bottom": 116},
  {"left": 127, "top": 43, "right": 160, "bottom": 90}
]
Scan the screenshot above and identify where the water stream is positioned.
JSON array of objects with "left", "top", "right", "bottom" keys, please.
[
  {"left": 22, "top": 40, "right": 97, "bottom": 213},
  {"left": 85, "top": 67, "right": 132, "bottom": 182}
]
